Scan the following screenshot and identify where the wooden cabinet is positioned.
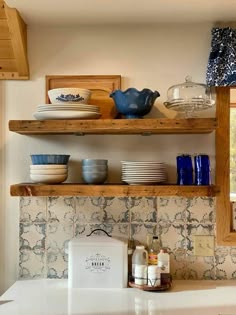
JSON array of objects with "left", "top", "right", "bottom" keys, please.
[{"left": 9, "top": 117, "right": 219, "bottom": 197}]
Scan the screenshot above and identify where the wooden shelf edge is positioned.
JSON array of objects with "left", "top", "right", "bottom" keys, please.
[
  {"left": 9, "top": 118, "right": 217, "bottom": 135},
  {"left": 10, "top": 184, "right": 220, "bottom": 197}
]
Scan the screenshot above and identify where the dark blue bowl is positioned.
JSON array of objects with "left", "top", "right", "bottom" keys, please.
[
  {"left": 31, "top": 154, "right": 70, "bottom": 165},
  {"left": 110, "top": 88, "right": 160, "bottom": 119}
]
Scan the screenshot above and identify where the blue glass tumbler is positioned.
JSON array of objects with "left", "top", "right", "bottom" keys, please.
[
  {"left": 194, "top": 154, "right": 211, "bottom": 185},
  {"left": 176, "top": 154, "right": 193, "bottom": 185}
]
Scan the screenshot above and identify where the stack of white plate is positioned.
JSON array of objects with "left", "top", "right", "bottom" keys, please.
[
  {"left": 121, "top": 161, "right": 167, "bottom": 185},
  {"left": 30, "top": 164, "right": 68, "bottom": 183},
  {"left": 33, "top": 104, "right": 101, "bottom": 120}
]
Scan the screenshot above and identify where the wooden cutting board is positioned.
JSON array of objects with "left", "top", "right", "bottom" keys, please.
[{"left": 45, "top": 75, "right": 121, "bottom": 119}]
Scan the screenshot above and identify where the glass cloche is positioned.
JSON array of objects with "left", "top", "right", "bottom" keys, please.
[{"left": 164, "top": 76, "right": 215, "bottom": 117}]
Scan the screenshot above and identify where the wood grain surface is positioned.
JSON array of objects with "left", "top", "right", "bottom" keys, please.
[{"left": 45, "top": 75, "right": 121, "bottom": 119}]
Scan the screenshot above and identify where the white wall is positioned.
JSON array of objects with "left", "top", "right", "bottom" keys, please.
[{"left": 2, "top": 23, "right": 215, "bottom": 292}]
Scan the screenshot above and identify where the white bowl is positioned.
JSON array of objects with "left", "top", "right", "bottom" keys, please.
[
  {"left": 30, "top": 164, "right": 67, "bottom": 169},
  {"left": 30, "top": 169, "right": 68, "bottom": 175},
  {"left": 48, "top": 88, "right": 91, "bottom": 104},
  {"left": 30, "top": 173, "right": 68, "bottom": 184}
]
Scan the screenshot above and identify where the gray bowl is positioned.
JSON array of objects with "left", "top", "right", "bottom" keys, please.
[
  {"left": 82, "top": 171, "right": 107, "bottom": 184},
  {"left": 82, "top": 159, "right": 108, "bottom": 166},
  {"left": 82, "top": 165, "right": 108, "bottom": 172}
]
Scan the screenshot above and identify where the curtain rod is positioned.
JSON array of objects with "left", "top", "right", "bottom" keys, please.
[{"left": 213, "top": 22, "right": 236, "bottom": 28}]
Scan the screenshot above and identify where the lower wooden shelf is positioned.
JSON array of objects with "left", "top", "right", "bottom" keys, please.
[{"left": 10, "top": 183, "right": 220, "bottom": 197}]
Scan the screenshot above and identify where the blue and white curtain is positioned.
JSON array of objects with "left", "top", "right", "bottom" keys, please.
[{"left": 206, "top": 27, "right": 236, "bottom": 86}]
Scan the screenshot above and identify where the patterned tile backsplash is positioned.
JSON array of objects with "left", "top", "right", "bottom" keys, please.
[{"left": 19, "top": 196, "right": 236, "bottom": 280}]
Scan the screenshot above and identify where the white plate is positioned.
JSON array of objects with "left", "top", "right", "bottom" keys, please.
[
  {"left": 121, "top": 161, "right": 165, "bottom": 164},
  {"left": 123, "top": 178, "right": 166, "bottom": 181},
  {"left": 122, "top": 175, "right": 166, "bottom": 180},
  {"left": 33, "top": 111, "right": 101, "bottom": 120},
  {"left": 123, "top": 180, "right": 166, "bottom": 185},
  {"left": 122, "top": 174, "right": 167, "bottom": 178},
  {"left": 37, "top": 105, "right": 100, "bottom": 111},
  {"left": 38, "top": 103, "right": 100, "bottom": 109},
  {"left": 37, "top": 108, "right": 100, "bottom": 113},
  {"left": 121, "top": 168, "right": 165, "bottom": 170},
  {"left": 122, "top": 172, "right": 166, "bottom": 177}
]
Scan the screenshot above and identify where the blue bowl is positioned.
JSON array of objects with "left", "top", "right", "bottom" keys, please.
[
  {"left": 110, "top": 88, "right": 160, "bottom": 119},
  {"left": 31, "top": 154, "right": 70, "bottom": 165}
]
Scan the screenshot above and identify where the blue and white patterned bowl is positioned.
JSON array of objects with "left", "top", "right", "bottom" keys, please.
[
  {"left": 48, "top": 88, "right": 91, "bottom": 104},
  {"left": 31, "top": 154, "right": 70, "bottom": 165},
  {"left": 110, "top": 88, "right": 160, "bottom": 119}
]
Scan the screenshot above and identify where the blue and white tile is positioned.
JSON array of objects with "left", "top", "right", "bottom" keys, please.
[
  {"left": 184, "top": 255, "right": 215, "bottom": 280},
  {"left": 186, "top": 197, "right": 215, "bottom": 224},
  {"left": 87, "top": 223, "right": 130, "bottom": 241},
  {"left": 157, "top": 197, "right": 189, "bottom": 224},
  {"left": 19, "top": 223, "right": 46, "bottom": 252},
  {"left": 46, "top": 221, "right": 73, "bottom": 260},
  {"left": 75, "top": 197, "right": 107, "bottom": 223},
  {"left": 47, "top": 251, "right": 68, "bottom": 279},
  {"left": 131, "top": 223, "right": 158, "bottom": 246},
  {"left": 102, "top": 197, "right": 130, "bottom": 223},
  {"left": 47, "top": 197, "right": 75, "bottom": 224},
  {"left": 20, "top": 197, "right": 47, "bottom": 223},
  {"left": 169, "top": 252, "right": 186, "bottom": 280},
  {"left": 159, "top": 223, "right": 186, "bottom": 253},
  {"left": 19, "top": 249, "right": 45, "bottom": 279},
  {"left": 215, "top": 246, "right": 236, "bottom": 279},
  {"left": 74, "top": 223, "right": 90, "bottom": 237},
  {"left": 131, "top": 197, "right": 157, "bottom": 223}
]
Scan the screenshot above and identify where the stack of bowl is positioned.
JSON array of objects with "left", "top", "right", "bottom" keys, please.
[
  {"left": 30, "top": 154, "right": 70, "bottom": 184},
  {"left": 82, "top": 159, "right": 108, "bottom": 184},
  {"left": 33, "top": 88, "right": 101, "bottom": 120}
]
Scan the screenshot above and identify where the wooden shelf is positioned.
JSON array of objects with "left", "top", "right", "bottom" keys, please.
[
  {"left": 10, "top": 183, "right": 220, "bottom": 197},
  {"left": 9, "top": 118, "right": 217, "bottom": 135}
]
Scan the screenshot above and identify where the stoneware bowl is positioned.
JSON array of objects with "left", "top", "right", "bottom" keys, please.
[
  {"left": 82, "top": 171, "right": 108, "bottom": 184},
  {"left": 48, "top": 88, "right": 92, "bottom": 104},
  {"left": 30, "top": 169, "right": 68, "bottom": 175},
  {"left": 81, "top": 159, "right": 108, "bottom": 166},
  {"left": 30, "top": 173, "right": 68, "bottom": 184},
  {"left": 110, "top": 88, "right": 160, "bottom": 119},
  {"left": 82, "top": 165, "right": 108, "bottom": 172},
  {"left": 30, "top": 154, "right": 70, "bottom": 165}
]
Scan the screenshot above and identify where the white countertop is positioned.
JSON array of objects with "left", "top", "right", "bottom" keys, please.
[{"left": 1, "top": 279, "right": 236, "bottom": 315}]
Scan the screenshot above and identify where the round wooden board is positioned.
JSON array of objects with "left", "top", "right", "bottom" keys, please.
[{"left": 129, "top": 281, "right": 171, "bottom": 292}]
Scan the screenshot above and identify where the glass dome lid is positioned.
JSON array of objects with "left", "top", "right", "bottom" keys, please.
[{"left": 164, "top": 76, "right": 215, "bottom": 116}]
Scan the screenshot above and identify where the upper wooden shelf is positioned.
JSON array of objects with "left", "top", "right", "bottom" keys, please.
[
  {"left": 9, "top": 118, "right": 217, "bottom": 135},
  {"left": 10, "top": 183, "right": 220, "bottom": 197}
]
